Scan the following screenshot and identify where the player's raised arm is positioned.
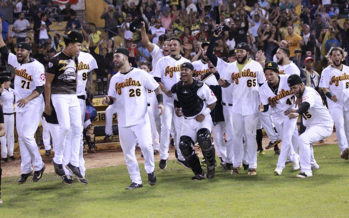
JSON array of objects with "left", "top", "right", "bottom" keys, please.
[
  {"left": 141, "top": 21, "right": 154, "bottom": 53},
  {"left": 206, "top": 28, "right": 223, "bottom": 67}
]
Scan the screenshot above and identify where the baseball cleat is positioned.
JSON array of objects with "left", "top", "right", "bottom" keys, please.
[
  {"left": 66, "top": 163, "right": 83, "bottom": 179},
  {"left": 232, "top": 167, "right": 240, "bottom": 175},
  {"left": 159, "top": 159, "right": 167, "bottom": 169},
  {"left": 292, "top": 156, "right": 300, "bottom": 171},
  {"left": 274, "top": 145, "right": 280, "bottom": 155},
  {"left": 206, "top": 166, "right": 215, "bottom": 179},
  {"left": 223, "top": 163, "right": 232, "bottom": 171},
  {"left": 257, "top": 147, "right": 264, "bottom": 155},
  {"left": 274, "top": 167, "right": 283, "bottom": 176},
  {"left": 248, "top": 168, "right": 257, "bottom": 176},
  {"left": 17, "top": 171, "right": 33, "bottom": 184},
  {"left": 33, "top": 165, "right": 46, "bottom": 182},
  {"left": 148, "top": 171, "right": 157, "bottom": 186},
  {"left": 311, "top": 163, "right": 320, "bottom": 170},
  {"left": 154, "top": 150, "right": 159, "bottom": 155},
  {"left": 266, "top": 139, "right": 281, "bottom": 149},
  {"left": 192, "top": 171, "right": 206, "bottom": 180},
  {"left": 10, "top": 156, "right": 15, "bottom": 160},
  {"left": 243, "top": 163, "right": 249, "bottom": 171},
  {"left": 103, "top": 135, "right": 113, "bottom": 142},
  {"left": 61, "top": 175, "right": 73, "bottom": 184},
  {"left": 340, "top": 148, "right": 349, "bottom": 160},
  {"left": 53, "top": 161, "right": 65, "bottom": 176},
  {"left": 177, "top": 159, "right": 191, "bottom": 169},
  {"left": 2, "top": 158, "right": 8, "bottom": 162},
  {"left": 78, "top": 177, "right": 88, "bottom": 184},
  {"left": 296, "top": 172, "right": 312, "bottom": 179},
  {"left": 126, "top": 183, "right": 143, "bottom": 190}
]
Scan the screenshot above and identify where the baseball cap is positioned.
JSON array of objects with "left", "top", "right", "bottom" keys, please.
[
  {"left": 304, "top": 56, "right": 314, "bottom": 62},
  {"left": 17, "top": 42, "right": 31, "bottom": 51},
  {"left": 264, "top": 61, "right": 279, "bottom": 73},
  {"left": 228, "top": 49, "right": 236, "bottom": 57},
  {"left": 64, "top": 30, "right": 83, "bottom": 43},
  {"left": 201, "top": 42, "right": 209, "bottom": 49},
  {"left": 287, "top": 74, "right": 303, "bottom": 87},
  {"left": 235, "top": 42, "right": 250, "bottom": 51},
  {"left": 114, "top": 48, "right": 129, "bottom": 57},
  {"left": 181, "top": 62, "right": 194, "bottom": 70}
]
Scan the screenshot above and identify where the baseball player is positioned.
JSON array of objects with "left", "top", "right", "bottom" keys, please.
[
  {"left": 44, "top": 31, "right": 84, "bottom": 181},
  {"left": 192, "top": 45, "right": 227, "bottom": 167},
  {"left": 259, "top": 62, "right": 300, "bottom": 175},
  {"left": 103, "top": 48, "right": 164, "bottom": 190},
  {"left": 62, "top": 50, "right": 98, "bottom": 184},
  {"left": 286, "top": 74, "right": 334, "bottom": 178},
  {"left": 41, "top": 117, "right": 52, "bottom": 156},
  {"left": 211, "top": 40, "right": 266, "bottom": 176},
  {"left": 140, "top": 62, "right": 160, "bottom": 154},
  {"left": 0, "top": 20, "right": 46, "bottom": 183},
  {"left": 154, "top": 38, "right": 190, "bottom": 169},
  {"left": 0, "top": 77, "right": 15, "bottom": 161},
  {"left": 276, "top": 47, "right": 300, "bottom": 76},
  {"left": 319, "top": 47, "right": 349, "bottom": 160},
  {"left": 170, "top": 62, "right": 217, "bottom": 179}
]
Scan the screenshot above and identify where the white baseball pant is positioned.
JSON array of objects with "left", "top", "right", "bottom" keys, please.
[
  {"left": 180, "top": 115, "right": 213, "bottom": 139},
  {"left": 160, "top": 103, "right": 184, "bottom": 161},
  {"left": 222, "top": 105, "right": 234, "bottom": 164},
  {"left": 260, "top": 111, "right": 279, "bottom": 143},
  {"left": 1, "top": 114, "right": 14, "bottom": 158},
  {"left": 63, "top": 98, "right": 86, "bottom": 177},
  {"left": 51, "top": 94, "right": 82, "bottom": 167},
  {"left": 273, "top": 116, "right": 299, "bottom": 169},
  {"left": 212, "top": 121, "right": 227, "bottom": 162},
  {"left": 41, "top": 117, "right": 52, "bottom": 150},
  {"left": 329, "top": 107, "right": 349, "bottom": 153},
  {"left": 16, "top": 105, "right": 44, "bottom": 174},
  {"left": 298, "top": 125, "right": 333, "bottom": 175},
  {"left": 119, "top": 116, "right": 155, "bottom": 184},
  {"left": 232, "top": 112, "right": 258, "bottom": 169},
  {"left": 148, "top": 102, "right": 161, "bottom": 151},
  {"left": 105, "top": 104, "right": 117, "bottom": 136}
]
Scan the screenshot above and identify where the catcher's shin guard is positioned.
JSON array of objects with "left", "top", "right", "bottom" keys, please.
[{"left": 179, "top": 136, "right": 202, "bottom": 175}]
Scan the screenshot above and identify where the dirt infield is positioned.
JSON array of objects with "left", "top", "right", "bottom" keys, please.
[{"left": 1, "top": 133, "right": 338, "bottom": 178}]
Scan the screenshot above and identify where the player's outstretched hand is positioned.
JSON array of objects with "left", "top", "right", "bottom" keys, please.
[
  {"left": 158, "top": 103, "right": 164, "bottom": 115},
  {"left": 17, "top": 98, "right": 29, "bottom": 108},
  {"left": 102, "top": 96, "right": 110, "bottom": 106},
  {"left": 288, "top": 112, "right": 299, "bottom": 119},
  {"left": 331, "top": 95, "right": 338, "bottom": 102},
  {"left": 175, "top": 107, "right": 182, "bottom": 117},
  {"left": 195, "top": 114, "right": 205, "bottom": 122},
  {"left": 44, "top": 104, "right": 52, "bottom": 116}
]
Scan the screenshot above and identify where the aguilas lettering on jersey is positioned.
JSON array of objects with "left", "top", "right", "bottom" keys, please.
[
  {"left": 329, "top": 73, "right": 349, "bottom": 86},
  {"left": 15, "top": 68, "right": 32, "bottom": 81},
  {"left": 77, "top": 61, "right": 90, "bottom": 71},
  {"left": 231, "top": 69, "right": 257, "bottom": 84},
  {"left": 193, "top": 69, "right": 210, "bottom": 78},
  {"left": 165, "top": 65, "right": 181, "bottom": 78},
  {"left": 115, "top": 77, "right": 141, "bottom": 95},
  {"left": 268, "top": 89, "right": 293, "bottom": 102}
]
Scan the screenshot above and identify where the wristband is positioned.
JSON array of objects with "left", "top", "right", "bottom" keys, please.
[
  {"left": 202, "top": 107, "right": 211, "bottom": 116},
  {"left": 325, "top": 92, "right": 333, "bottom": 99},
  {"left": 109, "top": 97, "right": 114, "bottom": 105},
  {"left": 156, "top": 94, "right": 163, "bottom": 104}
]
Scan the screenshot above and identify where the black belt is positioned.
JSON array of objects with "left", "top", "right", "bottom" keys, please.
[
  {"left": 222, "top": 102, "right": 232, "bottom": 106},
  {"left": 77, "top": 95, "right": 86, "bottom": 100},
  {"left": 3, "top": 113, "right": 14, "bottom": 115}
]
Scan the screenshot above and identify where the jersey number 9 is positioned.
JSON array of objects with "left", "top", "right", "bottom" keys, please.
[{"left": 82, "top": 72, "right": 88, "bottom": 81}]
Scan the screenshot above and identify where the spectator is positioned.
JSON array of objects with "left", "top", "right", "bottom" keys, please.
[
  {"left": 325, "top": 27, "right": 341, "bottom": 53},
  {"left": 65, "top": 13, "right": 81, "bottom": 32},
  {"left": 161, "top": 8, "right": 172, "bottom": 30},
  {"left": 121, "top": 13, "right": 133, "bottom": 41},
  {"left": 285, "top": 25, "right": 302, "bottom": 59},
  {"left": 38, "top": 13, "right": 50, "bottom": 46},
  {"left": 101, "top": 5, "right": 120, "bottom": 38},
  {"left": 229, "top": 15, "right": 249, "bottom": 44},
  {"left": 150, "top": 20, "right": 166, "bottom": 45},
  {"left": 60, "top": 2, "right": 75, "bottom": 21},
  {"left": 300, "top": 24, "right": 316, "bottom": 58},
  {"left": 302, "top": 56, "right": 320, "bottom": 88},
  {"left": 112, "top": 28, "right": 125, "bottom": 50},
  {"left": 0, "top": 14, "right": 9, "bottom": 41},
  {"left": 13, "top": 12, "right": 31, "bottom": 44},
  {"left": 94, "top": 47, "right": 113, "bottom": 95},
  {"left": 311, "top": 13, "right": 327, "bottom": 39},
  {"left": 14, "top": 0, "right": 23, "bottom": 19},
  {"left": 0, "top": 1, "right": 14, "bottom": 25},
  {"left": 44, "top": 1, "right": 60, "bottom": 22}
]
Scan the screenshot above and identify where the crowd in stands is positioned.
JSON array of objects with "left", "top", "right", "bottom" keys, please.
[{"left": 0, "top": 0, "right": 349, "bottom": 95}]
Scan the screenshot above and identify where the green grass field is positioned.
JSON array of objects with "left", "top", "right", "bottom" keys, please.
[{"left": 1, "top": 144, "right": 349, "bottom": 218}]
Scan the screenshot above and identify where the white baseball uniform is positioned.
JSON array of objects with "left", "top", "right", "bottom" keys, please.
[
  {"left": 147, "top": 88, "right": 161, "bottom": 152},
  {"left": 223, "top": 58, "right": 266, "bottom": 169},
  {"left": 41, "top": 117, "right": 51, "bottom": 150},
  {"left": 297, "top": 87, "right": 334, "bottom": 176},
  {"left": 259, "top": 75, "right": 299, "bottom": 169},
  {"left": 108, "top": 67, "right": 158, "bottom": 184},
  {"left": 0, "top": 87, "right": 15, "bottom": 159},
  {"left": 278, "top": 61, "right": 300, "bottom": 76},
  {"left": 8, "top": 53, "right": 45, "bottom": 174},
  {"left": 63, "top": 51, "right": 98, "bottom": 177},
  {"left": 150, "top": 44, "right": 164, "bottom": 74},
  {"left": 154, "top": 55, "right": 190, "bottom": 161},
  {"left": 319, "top": 64, "right": 349, "bottom": 154}
]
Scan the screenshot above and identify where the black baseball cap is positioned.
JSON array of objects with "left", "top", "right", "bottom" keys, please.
[
  {"left": 114, "top": 48, "right": 129, "bottom": 57},
  {"left": 264, "top": 61, "right": 279, "bottom": 73},
  {"left": 201, "top": 42, "right": 209, "bottom": 49},
  {"left": 235, "top": 42, "right": 250, "bottom": 51},
  {"left": 287, "top": 74, "right": 303, "bottom": 87},
  {"left": 64, "top": 30, "right": 83, "bottom": 43},
  {"left": 17, "top": 42, "right": 31, "bottom": 51},
  {"left": 181, "top": 62, "right": 194, "bottom": 70}
]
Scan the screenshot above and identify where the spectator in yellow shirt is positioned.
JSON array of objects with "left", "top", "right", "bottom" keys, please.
[{"left": 285, "top": 25, "right": 302, "bottom": 58}]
